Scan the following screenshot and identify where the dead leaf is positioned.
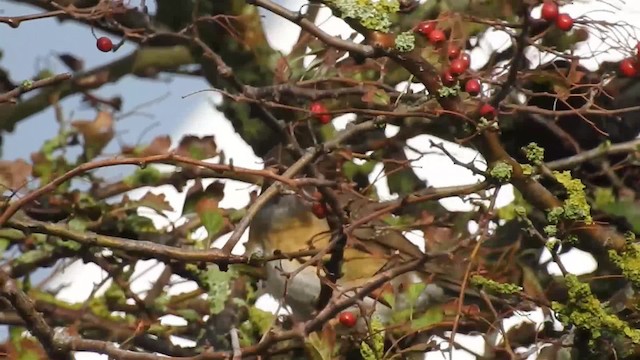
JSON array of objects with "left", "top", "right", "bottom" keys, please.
[
  {"left": 58, "top": 53, "right": 84, "bottom": 72},
  {"left": 137, "top": 192, "right": 174, "bottom": 212},
  {"left": 73, "top": 69, "right": 109, "bottom": 88},
  {"left": 361, "top": 87, "right": 390, "bottom": 106},
  {"left": 175, "top": 135, "right": 218, "bottom": 160},
  {"left": 0, "top": 159, "right": 32, "bottom": 190},
  {"left": 71, "top": 111, "right": 114, "bottom": 159},
  {"left": 521, "top": 264, "right": 548, "bottom": 302},
  {"left": 122, "top": 135, "right": 171, "bottom": 157}
]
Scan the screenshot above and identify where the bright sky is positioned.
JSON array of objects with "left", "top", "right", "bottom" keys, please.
[{"left": 1, "top": 0, "right": 639, "bottom": 359}]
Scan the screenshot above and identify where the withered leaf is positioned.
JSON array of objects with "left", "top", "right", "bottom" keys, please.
[
  {"left": 122, "top": 135, "right": 172, "bottom": 157},
  {"left": 0, "top": 158, "right": 32, "bottom": 190},
  {"left": 175, "top": 135, "right": 218, "bottom": 160},
  {"left": 58, "top": 53, "right": 84, "bottom": 72},
  {"left": 71, "top": 111, "right": 115, "bottom": 158}
]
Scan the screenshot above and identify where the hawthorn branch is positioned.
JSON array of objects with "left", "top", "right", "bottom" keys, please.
[
  {"left": 546, "top": 138, "right": 640, "bottom": 170},
  {"left": 0, "top": 268, "right": 71, "bottom": 359},
  {"left": 0, "top": 46, "right": 195, "bottom": 131},
  {"left": 0, "top": 153, "right": 303, "bottom": 227},
  {"left": 0, "top": 73, "right": 71, "bottom": 104},
  {"left": 5, "top": 217, "right": 327, "bottom": 266}
]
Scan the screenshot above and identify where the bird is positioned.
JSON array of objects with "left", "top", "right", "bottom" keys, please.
[{"left": 245, "top": 153, "right": 452, "bottom": 326}]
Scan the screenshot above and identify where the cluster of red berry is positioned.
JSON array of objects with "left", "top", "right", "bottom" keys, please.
[
  {"left": 619, "top": 44, "right": 640, "bottom": 77},
  {"left": 308, "top": 102, "right": 332, "bottom": 125},
  {"left": 414, "top": 20, "right": 481, "bottom": 97},
  {"left": 540, "top": 1, "right": 574, "bottom": 32}
]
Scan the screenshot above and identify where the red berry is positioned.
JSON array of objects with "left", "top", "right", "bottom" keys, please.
[
  {"left": 96, "top": 37, "right": 113, "bottom": 52},
  {"left": 619, "top": 58, "right": 637, "bottom": 77},
  {"left": 318, "top": 114, "right": 332, "bottom": 124},
  {"left": 459, "top": 53, "right": 471, "bottom": 69},
  {"left": 310, "top": 102, "right": 331, "bottom": 124},
  {"left": 555, "top": 13, "right": 574, "bottom": 31},
  {"left": 465, "top": 79, "right": 481, "bottom": 96},
  {"left": 540, "top": 1, "right": 559, "bottom": 22},
  {"left": 479, "top": 103, "right": 497, "bottom": 119},
  {"left": 428, "top": 29, "right": 446, "bottom": 45},
  {"left": 338, "top": 312, "right": 357, "bottom": 327},
  {"left": 447, "top": 45, "right": 461, "bottom": 59},
  {"left": 311, "top": 202, "right": 327, "bottom": 218},
  {"left": 416, "top": 21, "right": 437, "bottom": 36},
  {"left": 449, "top": 58, "right": 469, "bottom": 76},
  {"left": 441, "top": 70, "right": 456, "bottom": 86}
]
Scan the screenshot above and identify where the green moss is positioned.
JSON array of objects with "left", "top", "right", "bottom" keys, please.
[
  {"left": 553, "top": 171, "right": 592, "bottom": 223},
  {"left": 329, "top": 0, "right": 399, "bottom": 33},
  {"left": 609, "top": 243, "right": 640, "bottom": 288},
  {"left": 395, "top": 31, "right": 415, "bottom": 52},
  {"left": 489, "top": 161, "right": 513, "bottom": 182},
  {"left": 523, "top": 142, "right": 545, "bottom": 165},
  {"left": 470, "top": 275, "right": 522, "bottom": 295},
  {"left": 552, "top": 274, "right": 640, "bottom": 344}
]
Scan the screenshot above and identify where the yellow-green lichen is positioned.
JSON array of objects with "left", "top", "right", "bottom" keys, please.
[
  {"left": 523, "top": 142, "right": 545, "bottom": 165},
  {"left": 609, "top": 241, "right": 640, "bottom": 288},
  {"left": 546, "top": 238, "right": 559, "bottom": 252},
  {"left": 20, "top": 79, "right": 34, "bottom": 90},
  {"left": 438, "top": 83, "right": 460, "bottom": 97},
  {"left": 552, "top": 274, "right": 640, "bottom": 344},
  {"left": 470, "top": 275, "right": 522, "bottom": 295},
  {"left": 361, "top": 317, "right": 385, "bottom": 360},
  {"left": 329, "top": 0, "right": 399, "bottom": 33},
  {"left": 394, "top": 31, "right": 415, "bottom": 52},
  {"left": 544, "top": 225, "right": 558, "bottom": 237},
  {"left": 553, "top": 170, "right": 592, "bottom": 223},
  {"left": 521, "top": 164, "right": 534, "bottom": 176},
  {"left": 489, "top": 161, "right": 513, "bottom": 182}
]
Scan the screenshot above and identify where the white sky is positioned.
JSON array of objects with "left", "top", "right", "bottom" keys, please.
[{"left": 2, "top": 0, "right": 639, "bottom": 358}]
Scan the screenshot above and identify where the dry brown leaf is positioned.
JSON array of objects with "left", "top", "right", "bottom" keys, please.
[
  {"left": 0, "top": 158, "right": 32, "bottom": 190},
  {"left": 71, "top": 111, "right": 115, "bottom": 158},
  {"left": 122, "top": 135, "right": 172, "bottom": 157},
  {"left": 175, "top": 135, "right": 218, "bottom": 160}
]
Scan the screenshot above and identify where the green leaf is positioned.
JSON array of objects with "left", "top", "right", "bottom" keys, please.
[
  {"left": 305, "top": 332, "right": 334, "bottom": 360},
  {"left": 362, "top": 88, "right": 390, "bottom": 106},
  {"left": 407, "top": 282, "right": 426, "bottom": 305},
  {"left": 382, "top": 292, "right": 395, "bottom": 309},
  {"left": 200, "top": 210, "right": 224, "bottom": 236},
  {"left": 593, "top": 187, "right": 615, "bottom": 209},
  {"left": 200, "top": 265, "right": 236, "bottom": 314},
  {"left": 600, "top": 201, "right": 640, "bottom": 233},
  {"left": 248, "top": 307, "right": 276, "bottom": 334},
  {"left": 342, "top": 160, "right": 377, "bottom": 181},
  {"left": 68, "top": 217, "right": 88, "bottom": 232},
  {"left": 176, "top": 309, "right": 201, "bottom": 322},
  {"left": 410, "top": 306, "right": 444, "bottom": 330}
]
